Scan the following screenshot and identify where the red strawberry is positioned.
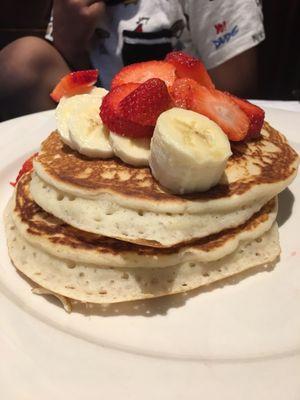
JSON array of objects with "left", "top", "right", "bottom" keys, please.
[
  {"left": 227, "top": 94, "right": 265, "bottom": 139},
  {"left": 170, "top": 79, "right": 249, "bottom": 141},
  {"left": 165, "top": 51, "right": 215, "bottom": 89},
  {"left": 50, "top": 69, "right": 98, "bottom": 102},
  {"left": 169, "top": 78, "right": 199, "bottom": 108},
  {"left": 100, "top": 83, "right": 153, "bottom": 137},
  {"left": 119, "top": 78, "right": 172, "bottom": 126},
  {"left": 187, "top": 85, "right": 250, "bottom": 141},
  {"left": 111, "top": 61, "right": 176, "bottom": 89},
  {"left": 10, "top": 153, "right": 37, "bottom": 187}
]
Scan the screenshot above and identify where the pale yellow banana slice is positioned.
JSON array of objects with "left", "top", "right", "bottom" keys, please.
[
  {"left": 68, "top": 94, "right": 113, "bottom": 159},
  {"left": 56, "top": 89, "right": 108, "bottom": 148},
  {"left": 149, "top": 108, "right": 232, "bottom": 194},
  {"left": 89, "top": 87, "right": 109, "bottom": 97},
  {"left": 55, "top": 95, "right": 81, "bottom": 148},
  {"left": 55, "top": 88, "right": 113, "bottom": 158},
  {"left": 109, "top": 132, "right": 151, "bottom": 167}
]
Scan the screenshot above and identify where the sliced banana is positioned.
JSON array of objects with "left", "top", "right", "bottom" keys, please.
[
  {"left": 109, "top": 132, "right": 151, "bottom": 166},
  {"left": 149, "top": 108, "right": 232, "bottom": 194},
  {"left": 55, "top": 95, "right": 82, "bottom": 148},
  {"left": 89, "top": 87, "right": 109, "bottom": 97},
  {"left": 55, "top": 88, "right": 113, "bottom": 158},
  {"left": 68, "top": 95, "right": 113, "bottom": 158}
]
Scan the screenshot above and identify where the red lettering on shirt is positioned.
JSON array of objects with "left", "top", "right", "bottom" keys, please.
[{"left": 214, "top": 21, "right": 227, "bottom": 34}]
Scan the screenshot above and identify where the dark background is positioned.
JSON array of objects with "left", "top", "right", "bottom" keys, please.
[{"left": 0, "top": 0, "right": 299, "bottom": 100}]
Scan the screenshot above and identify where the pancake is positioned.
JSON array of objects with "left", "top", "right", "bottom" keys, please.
[
  {"left": 13, "top": 173, "right": 278, "bottom": 268},
  {"left": 31, "top": 123, "right": 298, "bottom": 246},
  {"left": 5, "top": 201, "right": 280, "bottom": 305},
  {"left": 30, "top": 173, "right": 269, "bottom": 248}
]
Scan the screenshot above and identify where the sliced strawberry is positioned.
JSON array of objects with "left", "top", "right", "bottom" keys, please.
[
  {"left": 50, "top": 69, "right": 98, "bottom": 102},
  {"left": 188, "top": 85, "right": 250, "bottom": 141},
  {"left": 10, "top": 153, "right": 37, "bottom": 187},
  {"left": 119, "top": 78, "right": 172, "bottom": 126},
  {"left": 227, "top": 94, "right": 265, "bottom": 139},
  {"left": 165, "top": 51, "right": 215, "bottom": 89},
  {"left": 111, "top": 61, "right": 176, "bottom": 89},
  {"left": 100, "top": 83, "right": 153, "bottom": 137},
  {"left": 170, "top": 79, "right": 249, "bottom": 141},
  {"left": 169, "top": 78, "right": 199, "bottom": 108}
]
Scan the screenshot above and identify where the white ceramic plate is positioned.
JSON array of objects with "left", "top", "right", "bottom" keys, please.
[{"left": 0, "top": 108, "right": 299, "bottom": 400}]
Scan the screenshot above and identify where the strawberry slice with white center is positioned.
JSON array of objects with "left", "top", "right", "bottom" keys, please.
[
  {"left": 170, "top": 78, "right": 250, "bottom": 141},
  {"left": 227, "top": 94, "right": 265, "bottom": 139},
  {"left": 188, "top": 86, "right": 250, "bottom": 141},
  {"left": 50, "top": 69, "right": 99, "bottom": 102}
]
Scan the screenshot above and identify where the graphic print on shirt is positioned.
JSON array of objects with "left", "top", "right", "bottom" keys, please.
[
  {"left": 214, "top": 21, "right": 226, "bottom": 35},
  {"left": 212, "top": 19, "right": 239, "bottom": 50},
  {"left": 121, "top": 17, "right": 185, "bottom": 65}
]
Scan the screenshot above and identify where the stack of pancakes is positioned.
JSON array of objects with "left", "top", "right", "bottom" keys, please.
[{"left": 4, "top": 122, "right": 299, "bottom": 308}]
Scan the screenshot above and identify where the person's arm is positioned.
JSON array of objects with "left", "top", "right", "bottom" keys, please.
[
  {"left": 52, "top": 0, "right": 105, "bottom": 70},
  {"left": 185, "top": 0, "right": 264, "bottom": 98},
  {"left": 209, "top": 47, "right": 258, "bottom": 98}
]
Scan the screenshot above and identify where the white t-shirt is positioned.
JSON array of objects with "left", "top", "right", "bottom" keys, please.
[{"left": 47, "top": 0, "right": 265, "bottom": 88}]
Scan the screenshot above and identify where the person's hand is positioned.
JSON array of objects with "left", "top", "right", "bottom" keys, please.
[{"left": 53, "top": 0, "right": 105, "bottom": 69}]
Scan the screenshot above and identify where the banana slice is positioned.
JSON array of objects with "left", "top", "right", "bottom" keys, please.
[
  {"left": 55, "top": 95, "right": 82, "bottom": 148},
  {"left": 89, "top": 87, "right": 109, "bottom": 97},
  {"left": 56, "top": 89, "right": 108, "bottom": 148},
  {"left": 55, "top": 88, "right": 113, "bottom": 158},
  {"left": 68, "top": 94, "right": 113, "bottom": 158},
  {"left": 149, "top": 108, "right": 232, "bottom": 194},
  {"left": 109, "top": 132, "right": 151, "bottom": 166}
]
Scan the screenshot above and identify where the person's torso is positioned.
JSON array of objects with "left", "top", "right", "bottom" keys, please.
[{"left": 90, "top": 0, "right": 191, "bottom": 87}]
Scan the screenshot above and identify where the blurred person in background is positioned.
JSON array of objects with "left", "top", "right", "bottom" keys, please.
[{"left": 0, "top": 0, "right": 264, "bottom": 120}]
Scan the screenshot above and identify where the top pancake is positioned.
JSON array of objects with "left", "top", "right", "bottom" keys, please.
[{"left": 34, "top": 122, "right": 298, "bottom": 214}]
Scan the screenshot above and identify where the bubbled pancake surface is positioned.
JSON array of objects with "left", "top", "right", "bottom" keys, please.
[
  {"left": 30, "top": 122, "right": 298, "bottom": 246},
  {"left": 13, "top": 173, "right": 277, "bottom": 267},
  {"left": 5, "top": 201, "right": 280, "bottom": 305},
  {"left": 34, "top": 123, "right": 298, "bottom": 207}
]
